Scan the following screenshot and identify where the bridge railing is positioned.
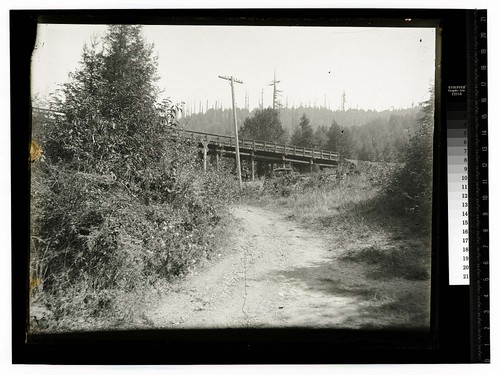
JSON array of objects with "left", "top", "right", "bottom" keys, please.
[{"left": 175, "top": 128, "right": 339, "bottom": 161}]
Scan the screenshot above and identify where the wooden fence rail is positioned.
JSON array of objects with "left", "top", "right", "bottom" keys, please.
[{"left": 175, "top": 129, "right": 340, "bottom": 161}]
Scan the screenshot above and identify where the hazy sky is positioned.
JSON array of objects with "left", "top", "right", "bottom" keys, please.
[{"left": 32, "top": 24, "right": 436, "bottom": 112}]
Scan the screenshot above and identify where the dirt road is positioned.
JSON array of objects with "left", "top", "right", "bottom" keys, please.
[{"left": 146, "top": 204, "right": 375, "bottom": 329}]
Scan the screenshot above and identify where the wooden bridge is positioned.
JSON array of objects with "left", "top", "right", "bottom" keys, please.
[
  {"left": 31, "top": 107, "right": 340, "bottom": 177},
  {"left": 173, "top": 129, "right": 339, "bottom": 177}
]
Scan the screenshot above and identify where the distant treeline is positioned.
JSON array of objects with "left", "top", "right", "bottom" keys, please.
[{"left": 181, "top": 106, "right": 423, "bottom": 163}]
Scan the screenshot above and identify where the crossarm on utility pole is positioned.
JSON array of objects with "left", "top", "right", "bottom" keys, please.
[{"left": 218, "top": 75, "right": 243, "bottom": 85}]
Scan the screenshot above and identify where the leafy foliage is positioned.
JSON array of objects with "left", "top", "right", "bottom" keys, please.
[
  {"left": 239, "top": 108, "right": 287, "bottom": 143},
  {"left": 290, "top": 113, "right": 315, "bottom": 148},
  {"left": 45, "top": 26, "right": 179, "bottom": 202},
  {"left": 350, "top": 114, "right": 416, "bottom": 162},
  {"left": 325, "top": 120, "right": 355, "bottom": 159},
  {"left": 289, "top": 118, "right": 355, "bottom": 160},
  {"left": 30, "top": 25, "right": 237, "bottom": 331},
  {"left": 312, "top": 125, "right": 328, "bottom": 149},
  {"left": 382, "top": 92, "right": 434, "bottom": 219}
]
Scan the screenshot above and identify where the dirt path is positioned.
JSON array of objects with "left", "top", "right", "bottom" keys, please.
[{"left": 146, "top": 204, "right": 376, "bottom": 329}]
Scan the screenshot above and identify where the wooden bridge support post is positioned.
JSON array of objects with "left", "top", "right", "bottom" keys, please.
[
  {"left": 201, "top": 141, "right": 208, "bottom": 172},
  {"left": 215, "top": 150, "right": 220, "bottom": 171},
  {"left": 251, "top": 152, "right": 255, "bottom": 182},
  {"left": 310, "top": 158, "right": 314, "bottom": 172}
]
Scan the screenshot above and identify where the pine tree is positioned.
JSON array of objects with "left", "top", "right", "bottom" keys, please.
[
  {"left": 47, "top": 25, "right": 179, "bottom": 181},
  {"left": 291, "top": 113, "right": 314, "bottom": 147},
  {"left": 326, "top": 120, "right": 342, "bottom": 152},
  {"left": 385, "top": 89, "right": 434, "bottom": 216},
  {"left": 338, "top": 127, "right": 354, "bottom": 159},
  {"left": 313, "top": 125, "right": 328, "bottom": 149}
]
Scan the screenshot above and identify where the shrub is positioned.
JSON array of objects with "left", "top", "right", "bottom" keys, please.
[
  {"left": 29, "top": 25, "right": 239, "bottom": 331},
  {"left": 381, "top": 92, "right": 434, "bottom": 222},
  {"left": 30, "top": 152, "right": 237, "bottom": 331}
]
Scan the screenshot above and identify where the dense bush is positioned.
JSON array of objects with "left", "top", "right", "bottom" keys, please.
[
  {"left": 30, "top": 142, "right": 237, "bottom": 330},
  {"left": 257, "top": 160, "right": 399, "bottom": 200},
  {"left": 382, "top": 93, "right": 434, "bottom": 220},
  {"left": 44, "top": 26, "right": 182, "bottom": 205},
  {"left": 29, "top": 25, "right": 237, "bottom": 331}
]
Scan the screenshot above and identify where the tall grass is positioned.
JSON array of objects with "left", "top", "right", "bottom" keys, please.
[
  {"left": 245, "top": 160, "right": 432, "bottom": 328},
  {"left": 247, "top": 160, "right": 432, "bottom": 282},
  {"left": 254, "top": 162, "right": 399, "bottom": 226}
]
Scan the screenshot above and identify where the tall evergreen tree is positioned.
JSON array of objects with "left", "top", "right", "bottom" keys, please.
[
  {"left": 291, "top": 113, "right": 315, "bottom": 147},
  {"left": 325, "top": 120, "right": 354, "bottom": 159},
  {"left": 338, "top": 127, "right": 354, "bottom": 159},
  {"left": 326, "top": 120, "right": 341, "bottom": 152},
  {"left": 313, "top": 125, "right": 328, "bottom": 149},
  {"left": 48, "top": 25, "right": 179, "bottom": 181},
  {"left": 385, "top": 89, "right": 434, "bottom": 215}
]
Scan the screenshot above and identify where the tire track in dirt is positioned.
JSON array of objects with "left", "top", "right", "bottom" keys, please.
[{"left": 146, "top": 204, "right": 372, "bottom": 328}]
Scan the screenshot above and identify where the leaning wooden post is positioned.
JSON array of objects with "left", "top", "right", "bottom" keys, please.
[{"left": 215, "top": 149, "right": 220, "bottom": 171}]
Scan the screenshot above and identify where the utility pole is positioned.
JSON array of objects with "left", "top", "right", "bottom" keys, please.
[
  {"left": 219, "top": 75, "right": 243, "bottom": 191},
  {"left": 341, "top": 90, "right": 347, "bottom": 112},
  {"left": 268, "top": 70, "right": 282, "bottom": 110}
]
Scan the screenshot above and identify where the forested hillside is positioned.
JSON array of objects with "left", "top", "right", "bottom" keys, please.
[{"left": 181, "top": 106, "right": 422, "bottom": 163}]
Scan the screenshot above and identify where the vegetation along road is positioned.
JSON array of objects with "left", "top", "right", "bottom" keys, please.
[
  {"left": 29, "top": 25, "right": 433, "bottom": 332},
  {"left": 147, "top": 203, "right": 401, "bottom": 329}
]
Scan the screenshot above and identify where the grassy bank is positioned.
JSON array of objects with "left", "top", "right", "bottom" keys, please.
[
  {"left": 30, "top": 149, "right": 238, "bottom": 332},
  {"left": 243, "top": 160, "right": 432, "bottom": 328}
]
